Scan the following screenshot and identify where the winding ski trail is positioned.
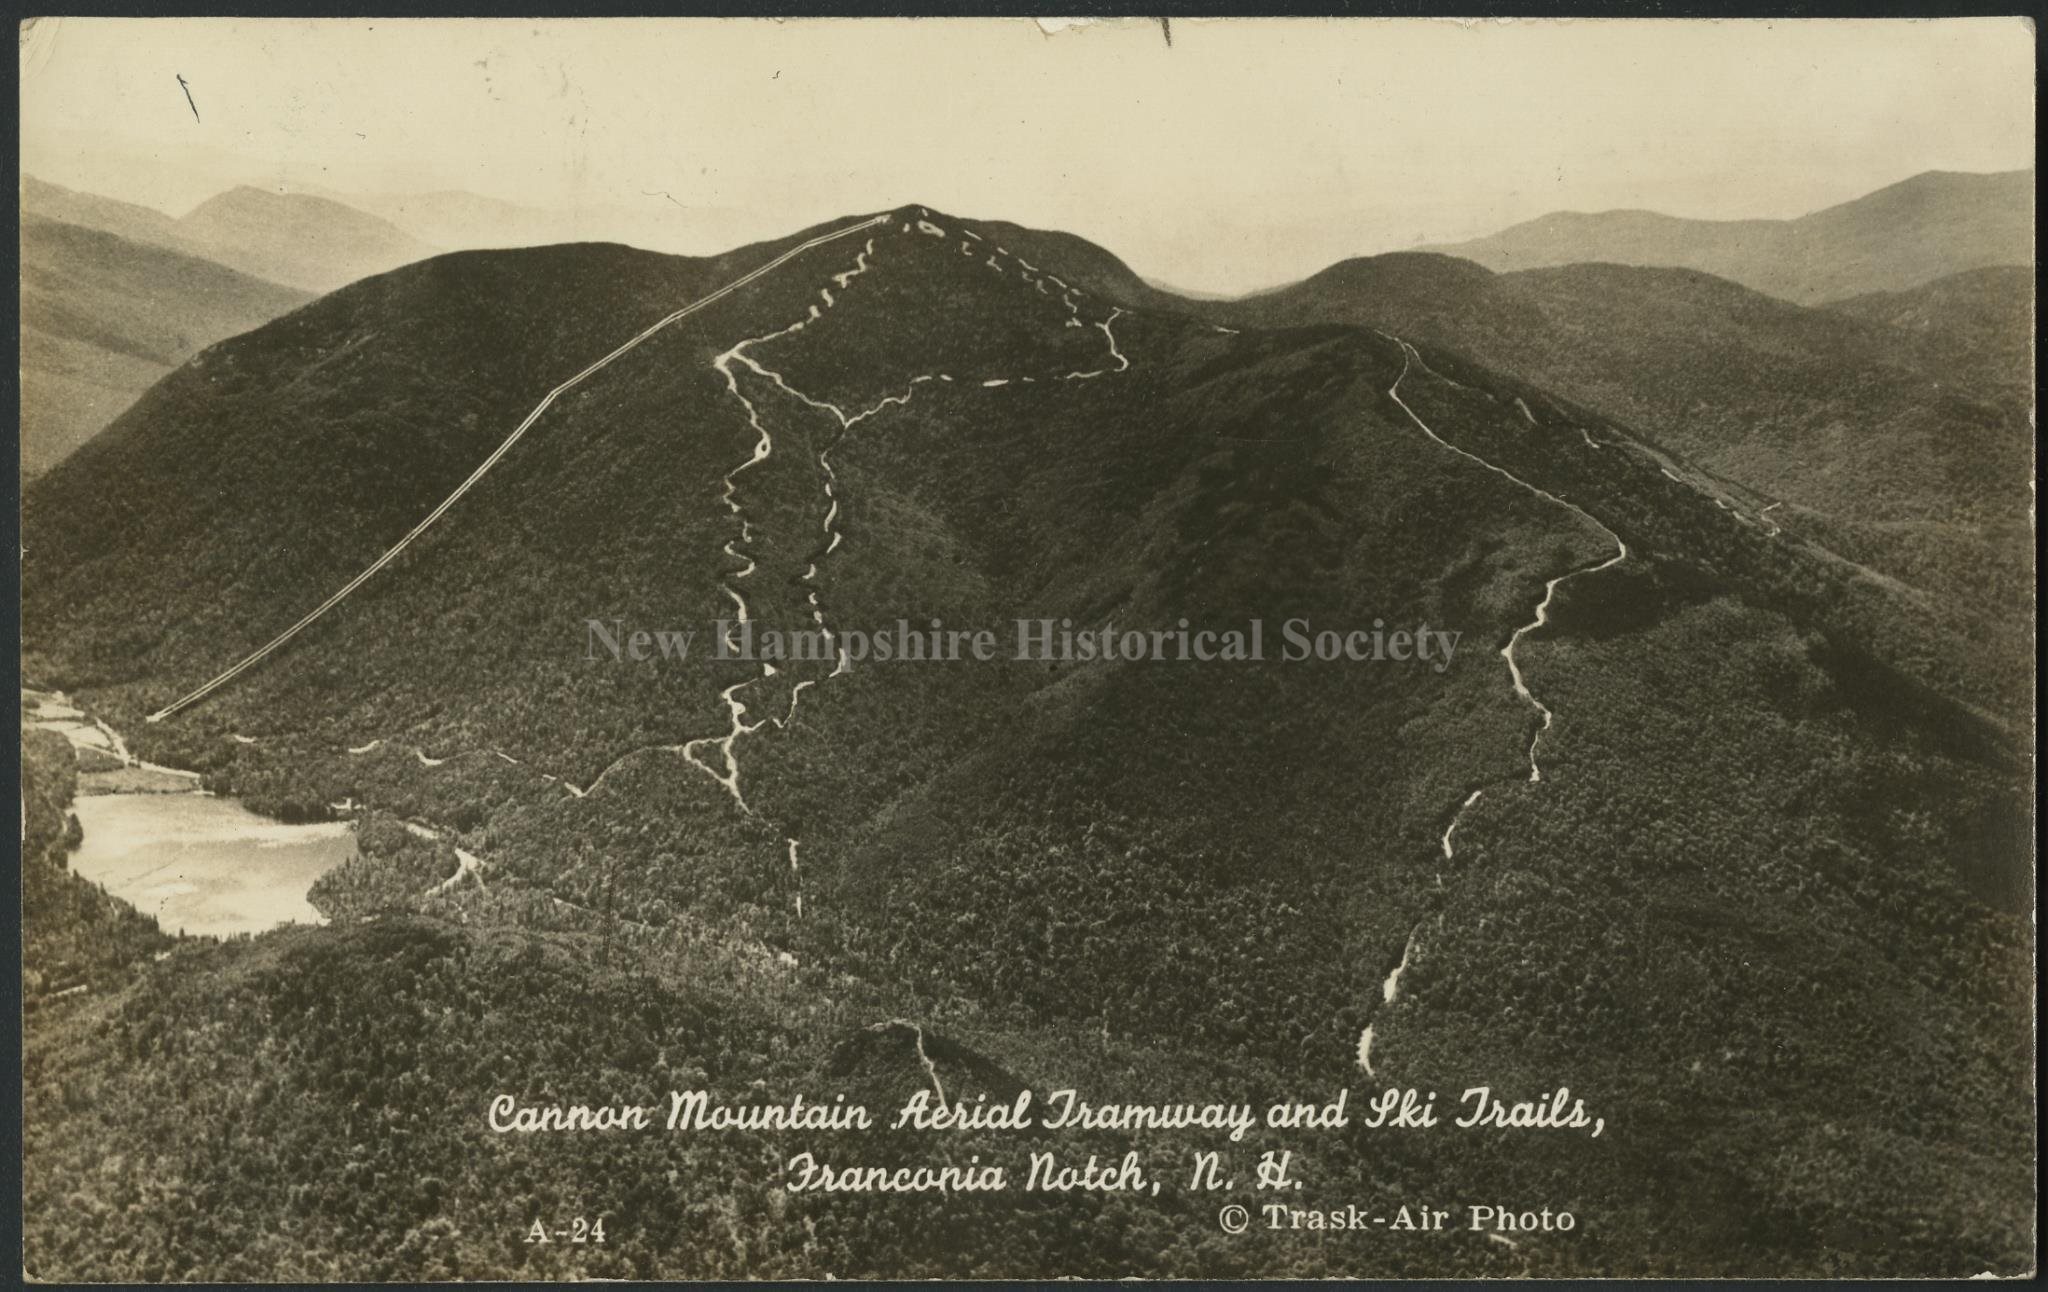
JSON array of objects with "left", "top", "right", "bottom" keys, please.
[
  {"left": 570, "top": 210, "right": 1135, "bottom": 914},
  {"left": 319, "top": 211, "right": 1138, "bottom": 900},
  {"left": 127, "top": 205, "right": 1133, "bottom": 930},
  {"left": 1380, "top": 335, "right": 1628, "bottom": 785},
  {"left": 145, "top": 214, "right": 892, "bottom": 724},
  {"left": 870, "top": 1018, "right": 948, "bottom": 1103},
  {"left": 1358, "top": 333, "right": 1630, "bottom": 1074}
]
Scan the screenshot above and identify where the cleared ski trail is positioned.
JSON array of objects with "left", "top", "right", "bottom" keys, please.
[
  {"left": 573, "top": 211, "right": 1135, "bottom": 914},
  {"left": 1380, "top": 335, "right": 1628, "bottom": 786},
  {"left": 128, "top": 205, "right": 1133, "bottom": 932},
  {"left": 1358, "top": 333, "right": 1630, "bottom": 1074},
  {"left": 146, "top": 214, "right": 892, "bottom": 723}
]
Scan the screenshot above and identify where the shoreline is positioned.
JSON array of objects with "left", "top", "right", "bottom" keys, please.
[{"left": 23, "top": 687, "right": 359, "bottom": 939}]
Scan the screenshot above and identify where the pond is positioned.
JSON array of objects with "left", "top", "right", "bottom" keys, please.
[
  {"left": 27, "top": 689, "right": 359, "bottom": 938},
  {"left": 68, "top": 792, "right": 358, "bottom": 939}
]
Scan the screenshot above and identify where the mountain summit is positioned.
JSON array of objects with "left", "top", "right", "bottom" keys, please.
[{"left": 20, "top": 203, "right": 2035, "bottom": 1280}]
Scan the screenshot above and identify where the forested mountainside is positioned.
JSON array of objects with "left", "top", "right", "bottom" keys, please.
[
  {"left": 1827, "top": 264, "right": 2037, "bottom": 398},
  {"left": 19, "top": 213, "right": 312, "bottom": 475},
  {"left": 20, "top": 205, "right": 2034, "bottom": 1279},
  {"left": 1223, "top": 252, "right": 2036, "bottom": 640},
  {"left": 1425, "top": 168, "right": 2034, "bottom": 304},
  {"left": 19, "top": 729, "right": 175, "bottom": 999}
]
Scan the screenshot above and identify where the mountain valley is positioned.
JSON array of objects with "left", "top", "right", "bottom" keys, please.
[{"left": 17, "top": 195, "right": 2036, "bottom": 1280}]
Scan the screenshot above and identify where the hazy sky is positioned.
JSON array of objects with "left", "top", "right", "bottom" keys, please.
[{"left": 19, "top": 16, "right": 2036, "bottom": 293}]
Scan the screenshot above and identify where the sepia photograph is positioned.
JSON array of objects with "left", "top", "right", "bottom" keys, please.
[{"left": 13, "top": 13, "right": 2038, "bottom": 1281}]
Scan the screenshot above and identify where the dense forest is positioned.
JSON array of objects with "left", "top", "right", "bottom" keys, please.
[
  {"left": 19, "top": 203, "right": 2035, "bottom": 1278},
  {"left": 18, "top": 210, "right": 314, "bottom": 475},
  {"left": 1225, "top": 252, "right": 2037, "bottom": 636},
  {"left": 19, "top": 729, "right": 176, "bottom": 1002}
]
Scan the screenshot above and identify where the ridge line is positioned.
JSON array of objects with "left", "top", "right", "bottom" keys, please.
[{"left": 146, "top": 213, "right": 893, "bottom": 723}]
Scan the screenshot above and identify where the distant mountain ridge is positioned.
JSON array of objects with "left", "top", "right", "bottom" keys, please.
[
  {"left": 22, "top": 175, "right": 437, "bottom": 294},
  {"left": 1425, "top": 169, "right": 2034, "bottom": 304},
  {"left": 19, "top": 203, "right": 2034, "bottom": 1279},
  {"left": 1223, "top": 249, "right": 2035, "bottom": 629},
  {"left": 318, "top": 186, "right": 771, "bottom": 261},
  {"left": 19, "top": 213, "right": 313, "bottom": 475},
  {"left": 19, "top": 176, "right": 436, "bottom": 474},
  {"left": 19, "top": 176, "right": 185, "bottom": 247},
  {"left": 172, "top": 186, "right": 439, "bottom": 293}
]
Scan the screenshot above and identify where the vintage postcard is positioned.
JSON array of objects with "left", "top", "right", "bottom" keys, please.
[{"left": 14, "top": 14, "right": 2037, "bottom": 1281}]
